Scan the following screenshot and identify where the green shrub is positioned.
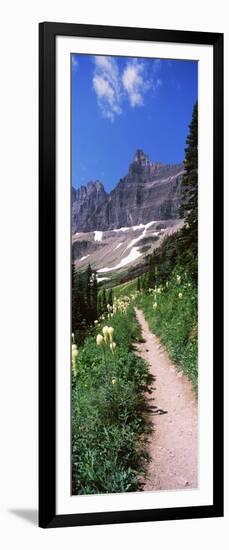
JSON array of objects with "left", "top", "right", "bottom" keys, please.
[
  {"left": 72, "top": 307, "right": 151, "bottom": 495},
  {"left": 137, "top": 273, "right": 198, "bottom": 392}
]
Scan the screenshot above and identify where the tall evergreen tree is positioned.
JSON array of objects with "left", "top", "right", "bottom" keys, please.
[
  {"left": 107, "top": 288, "right": 113, "bottom": 307},
  {"left": 179, "top": 102, "right": 198, "bottom": 226},
  {"left": 72, "top": 263, "right": 77, "bottom": 333},
  {"left": 91, "top": 271, "right": 98, "bottom": 321},
  {"left": 98, "top": 292, "right": 102, "bottom": 318},
  {"left": 179, "top": 102, "right": 198, "bottom": 280},
  {"left": 102, "top": 288, "right": 107, "bottom": 313}
]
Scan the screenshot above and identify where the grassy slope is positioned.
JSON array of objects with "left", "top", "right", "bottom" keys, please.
[
  {"left": 72, "top": 307, "right": 152, "bottom": 495},
  {"left": 112, "top": 278, "right": 138, "bottom": 299},
  {"left": 137, "top": 276, "right": 198, "bottom": 392}
]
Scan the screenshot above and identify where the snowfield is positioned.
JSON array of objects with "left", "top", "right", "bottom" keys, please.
[
  {"left": 94, "top": 231, "right": 103, "bottom": 241},
  {"left": 98, "top": 246, "right": 142, "bottom": 273}
]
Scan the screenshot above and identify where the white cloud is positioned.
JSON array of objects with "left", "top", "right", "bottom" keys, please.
[
  {"left": 92, "top": 56, "right": 122, "bottom": 121},
  {"left": 92, "top": 56, "right": 162, "bottom": 121},
  {"left": 122, "top": 60, "right": 150, "bottom": 107}
]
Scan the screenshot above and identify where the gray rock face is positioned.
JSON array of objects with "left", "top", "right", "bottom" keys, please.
[{"left": 72, "top": 150, "right": 184, "bottom": 233}]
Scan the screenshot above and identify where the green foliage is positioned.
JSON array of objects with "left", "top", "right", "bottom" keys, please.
[
  {"left": 72, "top": 308, "right": 151, "bottom": 495},
  {"left": 102, "top": 287, "right": 107, "bottom": 312},
  {"left": 112, "top": 278, "right": 138, "bottom": 299},
  {"left": 179, "top": 101, "right": 198, "bottom": 282},
  {"left": 137, "top": 273, "right": 198, "bottom": 391},
  {"left": 107, "top": 288, "right": 113, "bottom": 307},
  {"left": 72, "top": 263, "right": 98, "bottom": 344}
]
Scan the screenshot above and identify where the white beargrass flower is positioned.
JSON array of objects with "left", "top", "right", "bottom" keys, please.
[
  {"left": 72, "top": 333, "right": 75, "bottom": 344},
  {"left": 178, "top": 292, "right": 183, "bottom": 299},
  {"left": 94, "top": 320, "right": 98, "bottom": 325},
  {"left": 72, "top": 348, "right": 79, "bottom": 375},
  {"left": 112, "top": 377, "right": 117, "bottom": 385},
  {"left": 102, "top": 325, "right": 109, "bottom": 342},
  {"left": 107, "top": 326, "right": 114, "bottom": 342},
  {"left": 110, "top": 341, "right": 116, "bottom": 353},
  {"left": 153, "top": 302, "right": 157, "bottom": 310},
  {"left": 96, "top": 334, "right": 104, "bottom": 347},
  {"left": 72, "top": 344, "right": 77, "bottom": 351},
  {"left": 177, "top": 275, "right": 181, "bottom": 283}
]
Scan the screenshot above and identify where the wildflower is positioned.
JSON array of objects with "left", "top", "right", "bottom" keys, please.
[
  {"left": 176, "top": 275, "right": 181, "bottom": 284},
  {"left": 153, "top": 302, "right": 157, "bottom": 310},
  {"left": 94, "top": 320, "right": 98, "bottom": 325},
  {"left": 157, "top": 288, "right": 161, "bottom": 294},
  {"left": 96, "top": 334, "right": 104, "bottom": 347},
  {"left": 107, "top": 326, "right": 114, "bottom": 342},
  {"left": 72, "top": 344, "right": 77, "bottom": 351},
  {"left": 102, "top": 325, "right": 109, "bottom": 342},
  {"left": 178, "top": 292, "right": 183, "bottom": 299},
  {"left": 72, "top": 348, "right": 79, "bottom": 360},
  {"left": 72, "top": 333, "right": 75, "bottom": 344},
  {"left": 72, "top": 348, "right": 79, "bottom": 376},
  {"left": 112, "top": 377, "right": 117, "bottom": 385},
  {"left": 110, "top": 341, "right": 116, "bottom": 353},
  {"left": 166, "top": 281, "right": 169, "bottom": 287}
]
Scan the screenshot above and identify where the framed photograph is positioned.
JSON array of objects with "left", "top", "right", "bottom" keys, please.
[{"left": 39, "top": 22, "right": 224, "bottom": 528}]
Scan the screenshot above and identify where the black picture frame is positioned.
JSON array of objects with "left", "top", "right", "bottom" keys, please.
[{"left": 39, "top": 22, "right": 224, "bottom": 528}]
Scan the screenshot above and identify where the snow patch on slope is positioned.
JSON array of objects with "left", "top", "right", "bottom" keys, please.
[
  {"left": 94, "top": 231, "right": 103, "bottom": 241},
  {"left": 115, "top": 242, "right": 123, "bottom": 250},
  {"left": 126, "top": 221, "right": 156, "bottom": 250},
  {"left": 98, "top": 247, "right": 142, "bottom": 272}
]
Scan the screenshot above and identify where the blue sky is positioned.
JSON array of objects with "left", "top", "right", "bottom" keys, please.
[{"left": 71, "top": 54, "right": 197, "bottom": 192}]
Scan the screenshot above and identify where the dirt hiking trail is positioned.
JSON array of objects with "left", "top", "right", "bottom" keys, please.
[{"left": 134, "top": 308, "right": 198, "bottom": 491}]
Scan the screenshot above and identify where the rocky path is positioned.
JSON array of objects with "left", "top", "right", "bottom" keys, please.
[{"left": 134, "top": 308, "right": 198, "bottom": 491}]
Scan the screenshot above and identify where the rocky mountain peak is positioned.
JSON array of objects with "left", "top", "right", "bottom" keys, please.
[
  {"left": 133, "top": 149, "right": 150, "bottom": 165},
  {"left": 123, "top": 149, "right": 162, "bottom": 184},
  {"left": 72, "top": 150, "right": 184, "bottom": 233},
  {"left": 86, "top": 180, "right": 104, "bottom": 192}
]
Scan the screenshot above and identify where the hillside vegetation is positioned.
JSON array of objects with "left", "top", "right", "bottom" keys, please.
[
  {"left": 71, "top": 102, "right": 198, "bottom": 492},
  {"left": 72, "top": 305, "right": 152, "bottom": 495}
]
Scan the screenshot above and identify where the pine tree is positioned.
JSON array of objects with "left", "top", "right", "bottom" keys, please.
[
  {"left": 102, "top": 288, "right": 107, "bottom": 313},
  {"left": 91, "top": 270, "right": 98, "bottom": 322},
  {"left": 179, "top": 102, "right": 198, "bottom": 227},
  {"left": 72, "top": 263, "right": 77, "bottom": 333},
  {"left": 98, "top": 292, "right": 102, "bottom": 318},
  {"left": 179, "top": 102, "right": 198, "bottom": 281},
  {"left": 107, "top": 288, "right": 113, "bottom": 307}
]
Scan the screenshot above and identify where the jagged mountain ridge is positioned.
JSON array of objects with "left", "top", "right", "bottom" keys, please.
[{"left": 72, "top": 149, "right": 184, "bottom": 234}]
